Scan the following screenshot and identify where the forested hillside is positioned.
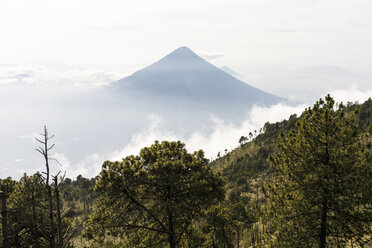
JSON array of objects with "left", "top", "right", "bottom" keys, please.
[
  {"left": 1, "top": 97, "right": 371, "bottom": 247},
  {"left": 214, "top": 98, "right": 372, "bottom": 187}
]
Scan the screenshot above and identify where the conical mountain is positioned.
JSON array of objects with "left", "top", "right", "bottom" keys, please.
[{"left": 110, "top": 46, "right": 283, "bottom": 106}]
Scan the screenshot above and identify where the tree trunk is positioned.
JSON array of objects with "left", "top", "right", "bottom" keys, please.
[
  {"left": 41, "top": 126, "right": 56, "bottom": 248},
  {"left": 31, "top": 191, "right": 40, "bottom": 247},
  {"left": 320, "top": 135, "right": 329, "bottom": 248},
  {"left": 48, "top": 186, "right": 56, "bottom": 248},
  {"left": 168, "top": 211, "right": 176, "bottom": 248},
  {"left": 236, "top": 226, "right": 240, "bottom": 248},
  {"left": 319, "top": 199, "right": 328, "bottom": 248},
  {"left": 251, "top": 224, "right": 255, "bottom": 246},
  {"left": 1, "top": 185, "right": 8, "bottom": 248},
  {"left": 54, "top": 178, "right": 63, "bottom": 248},
  {"left": 167, "top": 185, "right": 176, "bottom": 248}
]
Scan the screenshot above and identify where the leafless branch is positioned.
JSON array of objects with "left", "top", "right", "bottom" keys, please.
[{"left": 62, "top": 217, "right": 87, "bottom": 248}]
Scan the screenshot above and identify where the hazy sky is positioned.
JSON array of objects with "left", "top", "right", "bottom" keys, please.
[
  {"left": 1, "top": 0, "right": 372, "bottom": 75},
  {"left": 1, "top": 0, "right": 372, "bottom": 179}
]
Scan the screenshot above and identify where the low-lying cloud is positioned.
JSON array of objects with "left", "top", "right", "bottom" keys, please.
[
  {"left": 329, "top": 85, "right": 372, "bottom": 104},
  {"left": 114, "top": 103, "right": 307, "bottom": 158},
  {"left": 0, "top": 64, "right": 370, "bottom": 179},
  {"left": 0, "top": 64, "right": 121, "bottom": 87},
  {"left": 57, "top": 103, "right": 307, "bottom": 178},
  {"left": 64, "top": 88, "right": 371, "bottom": 179},
  {"left": 201, "top": 52, "right": 224, "bottom": 61}
]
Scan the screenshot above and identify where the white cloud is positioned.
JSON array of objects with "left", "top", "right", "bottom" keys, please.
[
  {"left": 1, "top": 62, "right": 371, "bottom": 179},
  {"left": 53, "top": 104, "right": 305, "bottom": 177},
  {"left": 46, "top": 152, "right": 102, "bottom": 179},
  {"left": 66, "top": 89, "right": 372, "bottom": 178},
  {"left": 0, "top": 64, "right": 122, "bottom": 88},
  {"left": 201, "top": 52, "right": 224, "bottom": 61},
  {"left": 1, "top": 0, "right": 371, "bottom": 73},
  {"left": 109, "top": 114, "right": 179, "bottom": 161},
  {"left": 70, "top": 103, "right": 307, "bottom": 178},
  {"left": 19, "top": 133, "right": 40, "bottom": 141},
  {"left": 51, "top": 153, "right": 72, "bottom": 175},
  {"left": 330, "top": 85, "right": 372, "bottom": 104}
]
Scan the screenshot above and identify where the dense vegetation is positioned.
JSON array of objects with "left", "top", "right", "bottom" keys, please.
[
  {"left": 1, "top": 96, "right": 371, "bottom": 247},
  {"left": 265, "top": 96, "right": 372, "bottom": 247}
]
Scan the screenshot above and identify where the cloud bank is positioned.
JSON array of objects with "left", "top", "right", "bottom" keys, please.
[
  {"left": 0, "top": 64, "right": 121, "bottom": 87},
  {"left": 0, "top": 64, "right": 370, "bottom": 179},
  {"left": 330, "top": 85, "right": 372, "bottom": 104},
  {"left": 63, "top": 88, "right": 371, "bottom": 179},
  {"left": 58, "top": 103, "right": 307, "bottom": 178}
]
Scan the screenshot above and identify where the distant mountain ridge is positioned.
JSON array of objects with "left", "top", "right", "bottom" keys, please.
[{"left": 110, "top": 47, "right": 283, "bottom": 106}]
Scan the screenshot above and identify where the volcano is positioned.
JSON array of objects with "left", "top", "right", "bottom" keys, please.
[{"left": 110, "top": 46, "right": 283, "bottom": 107}]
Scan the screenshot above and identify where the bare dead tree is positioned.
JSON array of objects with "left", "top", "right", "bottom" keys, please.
[
  {"left": 53, "top": 169, "right": 87, "bottom": 248},
  {"left": 1, "top": 184, "right": 9, "bottom": 248},
  {"left": 53, "top": 172, "right": 64, "bottom": 248},
  {"left": 36, "top": 126, "right": 87, "bottom": 248},
  {"left": 35, "top": 125, "right": 56, "bottom": 248}
]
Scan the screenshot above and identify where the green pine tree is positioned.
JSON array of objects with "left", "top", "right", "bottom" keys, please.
[
  {"left": 85, "top": 141, "right": 225, "bottom": 248},
  {"left": 264, "top": 95, "right": 372, "bottom": 248}
]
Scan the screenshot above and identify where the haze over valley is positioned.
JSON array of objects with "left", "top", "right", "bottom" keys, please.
[
  {"left": 1, "top": 46, "right": 371, "bottom": 178},
  {"left": 1, "top": 0, "right": 372, "bottom": 179},
  {"left": 2, "top": 2, "right": 372, "bottom": 247}
]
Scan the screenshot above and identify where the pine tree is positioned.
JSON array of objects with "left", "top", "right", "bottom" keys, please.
[
  {"left": 264, "top": 95, "right": 372, "bottom": 247},
  {"left": 86, "top": 141, "right": 225, "bottom": 248},
  {"left": 7, "top": 173, "right": 49, "bottom": 247}
]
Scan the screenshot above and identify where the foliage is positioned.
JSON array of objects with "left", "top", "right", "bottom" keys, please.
[
  {"left": 0, "top": 173, "right": 77, "bottom": 248},
  {"left": 212, "top": 113, "right": 299, "bottom": 191},
  {"left": 200, "top": 204, "right": 235, "bottom": 248},
  {"left": 6, "top": 173, "right": 50, "bottom": 247},
  {"left": 1, "top": 97, "right": 372, "bottom": 247},
  {"left": 59, "top": 175, "right": 97, "bottom": 217},
  {"left": 85, "top": 141, "right": 225, "bottom": 248},
  {"left": 0, "top": 177, "right": 16, "bottom": 247},
  {"left": 345, "top": 97, "right": 372, "bottom": 133},
  {"left": 264, "top": 95, "right": 372, "bottom": 247}
]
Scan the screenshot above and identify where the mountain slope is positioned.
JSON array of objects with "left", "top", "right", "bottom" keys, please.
[
  {"left": 110, "top": 47, "right": 283, "bottom": 107},
  {"left": 211, "top": 98, "right": 372, "bottom": 191}
]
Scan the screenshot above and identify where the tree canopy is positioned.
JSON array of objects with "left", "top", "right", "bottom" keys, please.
[
  {"left": 264, "top": 95, "right": 372, "bottom": 247},
  {"left": 86, "top": 141, "right": 225, "bottom": 248},
  {"left": 2, "top": 97, "right": 372, "bottom": 247}
]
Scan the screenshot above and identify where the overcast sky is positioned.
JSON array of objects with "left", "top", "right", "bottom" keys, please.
[
  {"left": 1, "top": 0, "right": 372, "bottom": 178},
  {"left": 1, "top": 0, "right": 372, "bottom": 76}
]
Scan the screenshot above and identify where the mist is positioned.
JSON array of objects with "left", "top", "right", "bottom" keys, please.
[{"left": 0, "top": 64, "right": 370, "bottom": 179}]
